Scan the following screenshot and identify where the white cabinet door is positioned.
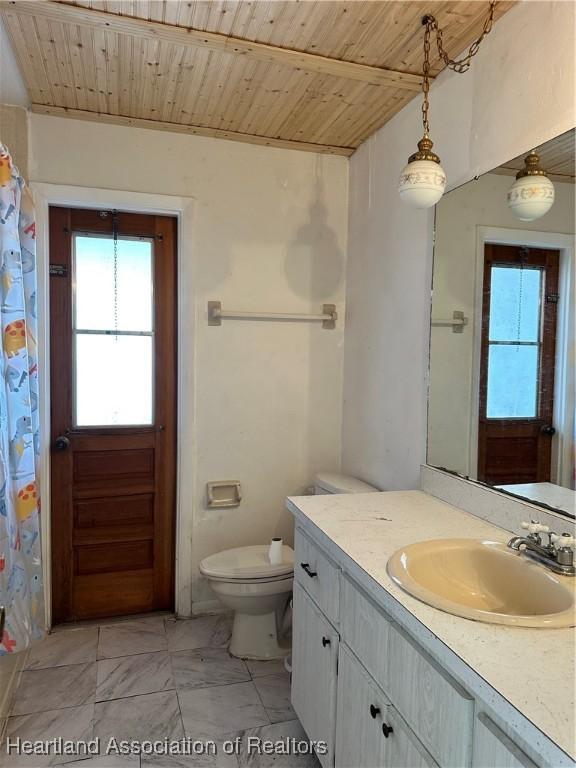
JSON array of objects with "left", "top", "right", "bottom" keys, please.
[
  {"left": 473, "top": 714, "right": 538, "bottom": 768},
  {"left": 386, "top": 707, "right": 439, "bottom": 768},
  {"left": 387, "top": 624, "right": 474, "bottom": 767},
  {"left": 292, "top": 581, "right": 339, "bottom": 768},
  {"left": 335, "top": 645, "right": 439, "bottom": 768},
  {"left": 335, "top": 644, "right": 389, "bottom": 768}
]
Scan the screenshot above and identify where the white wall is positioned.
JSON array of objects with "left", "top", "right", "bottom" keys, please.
[
  {"left": 341, "top": 0, "right": 576, "bottom": 491},
  {"left": 428, "top": 173, "right": 575, "bottom": 477},
  {"left": 28, "top": 113, "right": 348, "bottom": 608}
]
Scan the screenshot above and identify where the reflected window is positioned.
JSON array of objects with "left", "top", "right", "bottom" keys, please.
[
  {"left": 486, "top": 265, "right": 543, "bottom": 418},
  {"left": 73, "top": 234, "right": 154, "bottom": 426}
]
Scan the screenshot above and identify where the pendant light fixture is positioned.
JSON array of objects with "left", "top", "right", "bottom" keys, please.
[
  {"left": 399, "top": 2, "right": 497, "bottom": 208},
  {"left": 507, "top": 151, "right": 555, "bottom": 221}
]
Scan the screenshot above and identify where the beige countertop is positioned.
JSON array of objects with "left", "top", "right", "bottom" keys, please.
[{"left": 287, "top": 489, "right": 576, "bottom": 765}]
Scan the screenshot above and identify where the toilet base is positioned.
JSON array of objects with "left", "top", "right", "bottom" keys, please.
[{"left": 229, "top": 610, "right": 290, "bottom": 660}]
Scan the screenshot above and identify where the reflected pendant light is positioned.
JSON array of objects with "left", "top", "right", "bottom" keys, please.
[
  {"left": 507, "top": 151, "right": 555, "bottom": 221},
  {"left": 399, "top": 3, "right": 496, "bottom": 209}
]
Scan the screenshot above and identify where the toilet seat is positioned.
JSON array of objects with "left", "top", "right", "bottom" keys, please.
[{"left": 199, "top": 544, "right": 294, "bottom": 582}]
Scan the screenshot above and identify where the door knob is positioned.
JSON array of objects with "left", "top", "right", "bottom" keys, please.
[
  {"left": 382, "top": 723, "right": 394, "bottom": 738},
  {"left": 53, "top": 435, "right": 70, "bottom": 451},
  {"left": 541, "top": 425, "right": 556, "bottom": 436}
]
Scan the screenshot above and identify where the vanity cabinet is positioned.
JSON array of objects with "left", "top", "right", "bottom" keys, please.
[
  {"left": 292, "top": 525, "right": 553, "bottom": 768},
  {"left": 292, "top": 527, "right": 447, "bottom": 768}
]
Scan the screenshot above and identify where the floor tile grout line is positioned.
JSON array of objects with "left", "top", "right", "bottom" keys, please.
[
  {"left": 251, "top": 677, "right": 273, "bottom": 729},
  {"left": 6, "top": 700, "right": 96, "bottom": 722},
  {"left": 18, "top": 660, "right": 97, "bottom": 676},
  {"left": 94, "top": 682, "right": 177, "bottom": 705},
  {"left": 173, "top": 677, "right": 253, "bottom": 693}
]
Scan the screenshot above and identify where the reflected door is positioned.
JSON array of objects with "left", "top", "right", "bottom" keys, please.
[
  {"left": 478, "top": 244, "right": 559, "bottom": 485},
  {"left": 49, "top": 207, "right": 177, "bottom": 622}
]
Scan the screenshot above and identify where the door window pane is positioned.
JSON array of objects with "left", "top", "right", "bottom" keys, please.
[
  {"left": 486, "top": 344, "right": 538, "bottom": 418},
  {"left": 75, "top": 334, "right": 153, "bottom": 426},
  {"left": 75, "top": 235, "right": 153, "bottom": 332},
  {"left": 488, "top": 266, "right": 542, "bottom": 342},
  {"left": 73, "top": 233, "right": 154, "bottom": 427}
]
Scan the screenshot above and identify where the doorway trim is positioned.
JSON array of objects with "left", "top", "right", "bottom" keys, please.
[
  {"left": 32, "top": 182, "right": 195, "bottom": 628},
  {"left": 471, "top": 226, "right": 575, "bottom": 485}
]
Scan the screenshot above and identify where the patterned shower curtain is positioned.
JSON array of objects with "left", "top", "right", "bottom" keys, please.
[{"left": 0, "top": 144, "right": 44, "bottom": 654}]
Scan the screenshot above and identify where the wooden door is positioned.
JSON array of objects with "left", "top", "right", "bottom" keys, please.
[
  {"left": 478, "top": 244, "right": 559, "bottom": 485},
  {"left": 49, "top": 207, "right": 177, "bottom": 623},
  {"left": 291, "top": 582, "right": 338, "bottom": 768}
]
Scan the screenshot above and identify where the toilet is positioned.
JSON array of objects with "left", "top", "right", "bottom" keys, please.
[{"left": 199, "top": 472, "right": 379, "bottom": 660}]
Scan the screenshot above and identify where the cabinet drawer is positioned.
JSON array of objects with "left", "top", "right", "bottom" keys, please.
[
  {"left": 341, "top": 576, "right": 390, "bottom": 691},
  {"left": 294, "top": 528, "right": 339, "bottom": 623},
  {"left": 388, "top": 624, "right": 474, "bottom": 768},
  {"left": 473, "top": 714, "right": 538, "bottom": 768}
]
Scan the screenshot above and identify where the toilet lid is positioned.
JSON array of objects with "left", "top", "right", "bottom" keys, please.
[{"left": 200, "top": 545, "right": 294, "bottom": 580}]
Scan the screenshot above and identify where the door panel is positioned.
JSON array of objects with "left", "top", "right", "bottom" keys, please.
[
  {"left": 49, "top": 207, "right": 177, "bottom": 622},
  {"left": 478, "top": 245, "right": 559, "bottom": 484}
]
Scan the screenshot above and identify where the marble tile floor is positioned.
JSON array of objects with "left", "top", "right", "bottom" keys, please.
[{"left": 1, "top": 615, "right": 319, "bottom": 768}]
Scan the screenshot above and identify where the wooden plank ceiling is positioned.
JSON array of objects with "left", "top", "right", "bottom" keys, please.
[
  {"left": 496, "top": 129, "right": 576, "bottom": 184},
  {"left": 1, "top": 0, "right": 514, "bottom": 155}
]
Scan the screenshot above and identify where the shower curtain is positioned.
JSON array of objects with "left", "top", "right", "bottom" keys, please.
[{"left": 0, "top": 144, "right": 44, "bottom": 654}]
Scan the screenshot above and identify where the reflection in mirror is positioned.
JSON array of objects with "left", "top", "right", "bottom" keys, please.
[{"left": 428, "top": 129, "right": 575, "bottom": 518}]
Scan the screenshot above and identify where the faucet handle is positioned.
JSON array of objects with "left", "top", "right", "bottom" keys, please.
[
  {"left": 521, "top": 521, "right": 550, "bottom": 535},
  {"left": 551, "top": 533, "right": 576, "bottom": 550}
]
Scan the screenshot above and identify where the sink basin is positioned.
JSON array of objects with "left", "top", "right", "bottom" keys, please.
[{"left": 387, "top": 539, "right": 576, "bottom": 628}]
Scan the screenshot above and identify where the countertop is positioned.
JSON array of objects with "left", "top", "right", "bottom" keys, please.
[{"left": 286, "top": 490, "right": 576, "bottom": 765}]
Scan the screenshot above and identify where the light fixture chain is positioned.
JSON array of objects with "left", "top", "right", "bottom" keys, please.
[
  {"left": 421, "top": 22, "right": 431, "bottom": 135},
  {"left": 112, "top": 210, "right": 119, "bottom": 342},
  {"left": 427, "top": 1, "right": 497, "bottom": 76},
  {"left": 420, "top": 1, "right": 497, "bottom": 136}
]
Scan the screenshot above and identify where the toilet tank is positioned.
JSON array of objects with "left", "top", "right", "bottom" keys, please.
[{"left": 313, "top": 472, "right": 379, "bottom": 495}]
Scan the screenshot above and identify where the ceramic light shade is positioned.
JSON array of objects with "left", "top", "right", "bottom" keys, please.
[
  {"left": 399, "top": 135, "right": 447, "bottom": 209},
  {"left": 507, "top": 173, "right": 555, "bottom": 222}
]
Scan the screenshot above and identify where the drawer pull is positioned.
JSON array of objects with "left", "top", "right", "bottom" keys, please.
[
  {"left": 322, "top": 636, "right": 331, "bottom": 647},
  {"left": 300, "top": 562, "right": 318, "bottom": 578},
  {"left": 369, "top": 705, "right": 381, "bottom": 719},
  {"left": 382, "top": 723, "right": 394, "bottom": 739}
]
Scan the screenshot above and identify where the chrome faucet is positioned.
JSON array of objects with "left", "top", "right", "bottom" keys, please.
[{"left": 507, "top": 521, "right": 575, "bottom": 577}]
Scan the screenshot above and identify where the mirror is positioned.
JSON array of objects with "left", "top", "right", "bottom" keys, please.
[{"left": 427, "top": 129, "right": 575, "bottom": 518}]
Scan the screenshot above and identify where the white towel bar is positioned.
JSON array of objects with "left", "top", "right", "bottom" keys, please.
[{"left": 208, "top": 301, "right": 337, "bottom": 329}]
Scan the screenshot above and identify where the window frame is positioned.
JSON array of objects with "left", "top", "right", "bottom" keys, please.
[{"left": 479, "top": 244, "right": 559, "bottom": 425}]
